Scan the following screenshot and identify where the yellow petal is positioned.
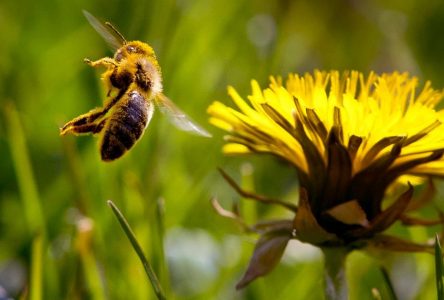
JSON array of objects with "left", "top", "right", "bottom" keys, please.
[{"left": 222, "top": 143, "right": 250, "bottom": 154}]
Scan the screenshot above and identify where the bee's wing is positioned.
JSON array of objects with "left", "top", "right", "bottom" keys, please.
[
  {"left": 83, "top": 10, "right": 125, "bottom": 51},
  {"left": 155, "top": 93, "right": 212, "bottom": 137}
]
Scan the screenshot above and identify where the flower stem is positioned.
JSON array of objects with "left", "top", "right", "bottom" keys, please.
[{"left": 321, "top": 247, "right": 349, "bottom": 300}]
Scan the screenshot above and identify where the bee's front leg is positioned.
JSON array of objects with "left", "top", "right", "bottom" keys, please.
[{"left": 84, "top": 57, "right": 117, "bottom": 68}]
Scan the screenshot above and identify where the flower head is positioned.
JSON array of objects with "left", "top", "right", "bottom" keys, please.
[{"left": 208, "top": 71, "right": 444, "bottom": 288}]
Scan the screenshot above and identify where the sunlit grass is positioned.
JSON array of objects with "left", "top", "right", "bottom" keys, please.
[{"left": 107, "top": 200, "right": 166, "bottom": 300}]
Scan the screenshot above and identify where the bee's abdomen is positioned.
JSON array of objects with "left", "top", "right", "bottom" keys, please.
[{"left": 100, "top": 91, "right": 153, "bottom": 161}]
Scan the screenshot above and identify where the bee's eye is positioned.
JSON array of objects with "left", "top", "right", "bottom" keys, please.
[{"left": 127, "top": 46, "right": 137, "bottom": 53}]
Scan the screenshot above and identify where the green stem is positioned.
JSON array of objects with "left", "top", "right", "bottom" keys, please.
[
  {"left": 107, "top": 200, "right": 166, "bottom": 300},
  {"left": 30, "top": 233, "right": 43, "bottom": 300},
  {"left": 380, "top": 266, "right": 398, "bottom": 300},
  {"left": 154, "top": 197, "right": 171, "bottom": 295},
  {"left": 321, "top": 247, "right": 349, "bottom": 300}
]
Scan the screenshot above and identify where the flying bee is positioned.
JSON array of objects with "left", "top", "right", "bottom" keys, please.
[{"left": 60, "top": 10, "right": 211, "bottom": 161}]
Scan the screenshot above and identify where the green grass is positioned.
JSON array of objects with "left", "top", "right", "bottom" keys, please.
[
  {"left": 0, "top": 0, "right": 444, "bottom": 299},
  {"left": 107, "top": 200, "right": 166, "bottom": 300},
  {"left": 435, "top": 235, "right": 444, "bottom": 300}
]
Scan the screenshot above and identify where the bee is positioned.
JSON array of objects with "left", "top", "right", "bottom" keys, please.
[{"left": 60, "top": 10, "right": 211, "bottom": 161}]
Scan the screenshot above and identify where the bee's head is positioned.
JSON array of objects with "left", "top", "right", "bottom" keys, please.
[{"left": 114, "top": 41, "right": 157, "bottom": 62}]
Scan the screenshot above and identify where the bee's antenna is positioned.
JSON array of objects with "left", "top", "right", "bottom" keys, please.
[{"left": 105, "top": 22, "right": 127, "bottom": 44}]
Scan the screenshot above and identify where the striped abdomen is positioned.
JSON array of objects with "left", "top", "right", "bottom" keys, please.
[{"left": 100, "top": 91, "right": 153, "bottom": 161}]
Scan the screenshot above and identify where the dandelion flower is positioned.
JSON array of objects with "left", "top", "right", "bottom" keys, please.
[{"left": 208, "top": 71, "right": 444, "bottom": 293}]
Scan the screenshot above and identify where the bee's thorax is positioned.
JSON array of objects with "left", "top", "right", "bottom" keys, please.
[
  {"left": 134, "top": 58, "right": 162, "bottom": 96},
  {"left": 108, "top": 45, "right": 162, "bottom": 98}
]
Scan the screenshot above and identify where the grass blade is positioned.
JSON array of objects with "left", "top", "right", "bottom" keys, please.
[
  {"left": 379, "top": 266, "right": 398, "bottom": 300},
  {"left": 435, "top": 234, "right": 444, "bottom": 300},
  {"left": 154, "top": 197, "right": 171, "bottom": 294},
  {"left": 107, "top": 200, "right": 166, "bottom": 300},
  {"left": 4, "top": 102, "right": 45, "bottom": 234},
  {"left": 30, "top": 233, "right": 43, "bottom": 300}
]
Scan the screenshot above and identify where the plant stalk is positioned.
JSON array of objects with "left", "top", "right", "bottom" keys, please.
[{"left": 322, "top": 247, "right": 349, "bottom": 300}]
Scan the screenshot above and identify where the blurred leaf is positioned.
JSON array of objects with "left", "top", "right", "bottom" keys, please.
[{"left": 4, "top": 102, "right": 45, "bottom": 234}]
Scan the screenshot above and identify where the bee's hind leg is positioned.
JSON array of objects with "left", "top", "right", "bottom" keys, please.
[
  {"left": 60, "top": 117, "right": 107, "bottom": 136},
  {"left": 60, "top": 107, "right": 108, "bottom": 136}
]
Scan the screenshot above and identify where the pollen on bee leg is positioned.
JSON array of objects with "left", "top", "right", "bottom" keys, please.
[
  {"left": 60, "top": 120, "right": 106, "bottom": 136},
  {"left": 60, "top": 125, "right": 76, "bottom": 136},
  {"left": 84, "top": 57, "right": 117, "bottom": 68},
  {"left": 59, "top": 127, "right": 69, "bottom": 136}
]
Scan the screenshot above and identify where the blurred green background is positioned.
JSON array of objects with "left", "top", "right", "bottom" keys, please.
[{"left": 1, "top": 0, "right": 444, "bottom": 299}]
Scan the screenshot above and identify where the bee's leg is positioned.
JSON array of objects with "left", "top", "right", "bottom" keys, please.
[
  {"left": 84, "top": 58, "right": 121, "bottom": 96},
  {"left": 62, "top": 88, "right": 126, "bottom": 135},
  {"left": 61, "top": 118, "right": 107, "bottom": 136},
  {"left": 60, "top": 107, "right": 107, "bottom": 135},
  {"left": 84, "top": 57, "right": 117, "bottom": 68}
]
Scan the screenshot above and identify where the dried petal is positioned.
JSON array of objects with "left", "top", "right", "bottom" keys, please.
[
  {"left": 405, "top": 178, "right": 435, "bottom": 212},
  {"left": 292, "top": 115, "right": 327, "bottom": 194},
  {"left": 361, "top": 136, "right": 405, "bottom": 167},
  {"left": 252, "top": 219, "right": 294, "bottom": 234},
  {"left": 261, "top": 103, "right": 294, "bottom": 134},
  {"left": 364, "top": 234, "right": 433, "bottom": 253},
  {"left": 348, "top": 185, "right": 413, "bottom": 239},
  {"left": 325, "top": 200, "right": 369, "bottom": 227},
  {"left": 294, "top": 189, "right": 336, "bottom": 244},
  {"left": 211, "top": 198, "right": 250, "bottom": 232},
  {"left": 400, "top": 214, "right": 444, "bottom": 226},
  {"left": 218, "top": 168, "right": 297, "bottom": 211},
  {"left": 347, "top": 135, "right": 363, "bottom": 162},
  {"left": 402, "top": 120, "right": 441, "bottom": 146},
  {"left": 306, "top": 108, "right": 328, "bottom": 142},
  {"left": 236, "top": 233, "right": 291, "bottom": 289},
  {"left": 320, "top": 130, "right": 352, "bottom": 210},
  {"left": 351, "top": 143, "right": 403, "bottom": 218}
]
